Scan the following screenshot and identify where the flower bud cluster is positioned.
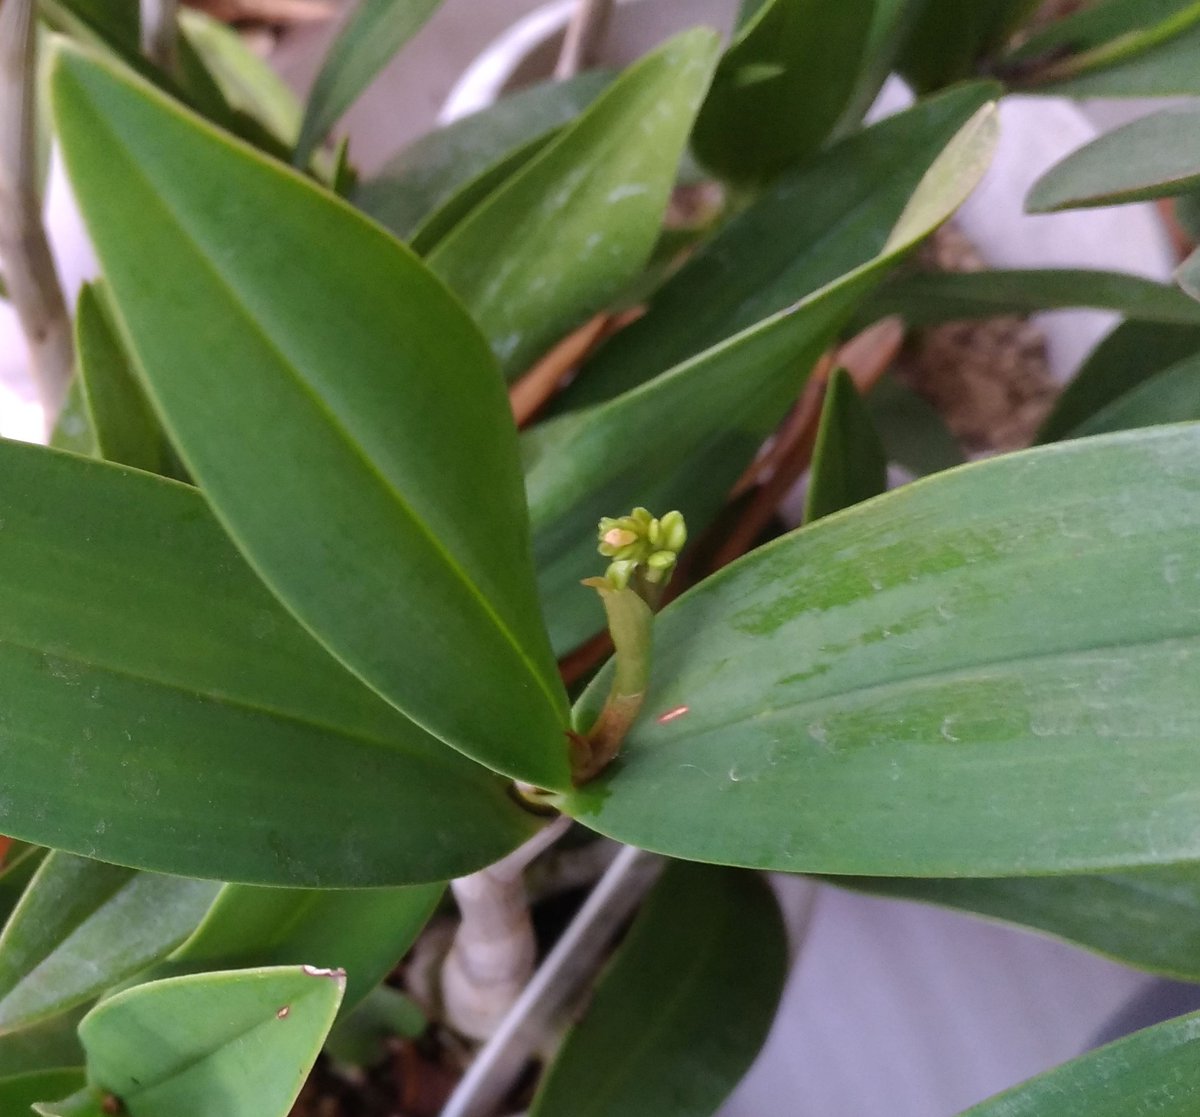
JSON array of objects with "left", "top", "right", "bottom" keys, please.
[{"left": 596, "top": 507, "right": 687, "bottom": 590}]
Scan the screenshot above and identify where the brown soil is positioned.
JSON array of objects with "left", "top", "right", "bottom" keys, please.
[{"left": 892, "top": 224, "right": 1059, "bottom": 454}]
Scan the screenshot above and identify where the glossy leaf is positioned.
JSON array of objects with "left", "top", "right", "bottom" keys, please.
[
  {"left": 565, "top": 423, "right": 1200, "bottom": 876},
  {"left": 1029, "top": 106, "right": 1200, "bottom": 212},
  {"left": 293, "top": 0, "right": 442, "bottom": 166},
  {"left": 1071, "top": 351, "right": 1200, "bottom": 438},
  {"left": 1177, "top": 245, "right": 1200, "bottom": 304},
  {"left": 897, "top": 0, "right": 1037, "bottom": 91},
  {"left": 61, "top": 967, "right": 342, "bottom": 1117},
  {"left": 863, "top": 268, "right": 1200, "bottom": 328},
  {"left": 1037, "top": 322, "right": 1200, "bottom": 444},
  {"left": 0, "top": 438, "right": 540, "bottom": 885},
  {"left": 805, "top": 367, "right": 888, "bottom": 522},
  {"left": 960, "top": 1010, "right": 1200, "bottom": 1115},
  {"left": 554, "top": 82, "right": 999, "bottom": 413},
  {"left": 866, "top": 374, "right": 964, "bottom": 477},
  {"left": 1004, "top": 0, "right": 1200, "bottom": 97},
  {"left": 355, "top": 72, "right": 611, "bottom": 243},
  {"left": 180, "top": 7, "right": 301, "bottom": 146},
  {"left": 0, "top": 1069, "right": 84, "bottom": 1114},
  {"left": 174, "top": 882, "right": 441, "bottom": 1015},
  {"left": 529, "top": 863, "right": 786, "bottom": 1117},
  {"left": 690, "top": 0, "right": 876, "bottom": 184},
  {"left": 74, "top": 283, "right": 180, "bottom": 477},
  {"left": 53, "top": 46, "right": 571, "bottom": 788},
  {"left": 0, "top": 854, "right": 220, "bottom": 1033},
  {"left": 841, "top": 864, "right": 1200, "bottom": 981},
  {"left": 532, "top": 95, "right": 999, "bottom": 656},
  {"left": 428, "top": 30, "right": 720, "bottom": 379}
]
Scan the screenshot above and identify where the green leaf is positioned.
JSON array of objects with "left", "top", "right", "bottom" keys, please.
[
  {"left": 959, "top": 1010, "right": 1200, "bottom": 1115},
  {"left": 0, "top": 1008, "right": 86, "bottom": 1081},
  {"left": 74, "top": 283, "right": 181, "bottom": 477},
  {"left": 804, "top": 367, "right": 888, "bottom": 522},
  {"left": 862, "top": 268, "right": 1200, "bottom": 328},
  {"left": 528, "top": 863, "right": 786, "bottom": 1117},
  {"left": 897, "top": 0, "right": 1038, "bottom": 91},
  {"left": 532, "top": 94, "right": 999, "bottom": 656},
  {"left": 293, "top": 0, "right": 442, "bottom": 166},
  {"left": 1003, "top": 0, "right": 1200, "bottom": 97},
  {"left": 1071, "top": 351, "right": 1200, "bottom": 438},
  {"left": 1028, "top": 106, "right": 1200, "bottom": 212},
  {"left": 865, "top": 373, "right": 965, "bottom": 476},
  {"left": 1036, "top": 322, "right": 1200, "bottom": 444},
  {"left": 0, "top": 1069, "right": 84, "bottom": 1114},
  {"left": 64, "top": 967, "right": 342, "bottom": 1117},
  {"left": 836, "top": 0, "right": 932, "bottom": 134},
  {"left": 0, "top": 438, "right": 540, "bottom": 885},
  {"left": 324, "top": 985, "right": 425, "bottom": 1066},
  {"left": 173, "top": 882, "right": 441, "bottom": 1016},
  {"left": 0, "top": 846, "right": 45, "bottom": 928},
  {"left": 690, "top": 0, "right": 876, "bottom": 184},
  {"left": 48, "top": 379, "right": 97, "bottom": 458},
  {"left": 840, "top": 864, "right": 1200, "bottom": 981},
  {"left": 428, "top": 30, "right": 721, "bottom": 379},
  {"left": 355, "top": 72, "right": 611, "bottom": 243},
  {"left": 52, "top": 45, "right": 571, "bottom": 789},
  {"left": 564, "top": 423, "right": 1200, "bottom": 876},
  {"left": 179, "top": 7, "right": 301, "bottom": 146},
  {"left": 0, "top": 854, "right": 220, "bottom": 1033},
  {"left": 1176, "top": 244, "right": 1200, "bottom": 304},
  {"left": 554, "top": 82, "right": 1000, "bottom": 413}
]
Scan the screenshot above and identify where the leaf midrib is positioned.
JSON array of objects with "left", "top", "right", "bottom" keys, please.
[{"left": 70, "top": 76, "right": 565, "bottom": 746}]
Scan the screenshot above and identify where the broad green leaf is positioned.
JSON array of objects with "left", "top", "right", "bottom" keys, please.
[
  {"left": 174, "top": 882, "right": 441, "bottom": 1015},
  {"left": 841, "top": 864, "right": 1200, "bottom": 981},
  {"left": 862, "top": 268, "right": 1200, "bottom": 328},
  {"left": 1037, "top": 322, "right": 1200, "bottom": 444},
  {"left": 565, "top": 423, "right": 1200, "bottom": 876},
  {"left": 53, "top": 46, "right": 572, "bottom": 789},
  {"left": 355, "top": 72, "right": 611, "bottom": 243},
  {"left": 533, "top": 95, "right": 999, "bottom": 656},
  {"left": 74, "top": 283, "right": 180, "bottom": 477},
  {"left": 179, "top": 7, "right": 301, "bottom": 146},
  {"left": 428, "top": 30, "right": 721, "bottom": 379},
  {"left": 0, "top": 1009, "right": 86, "bottom": 1080},
  {"left": 293, "top": 0, "right": 442, "bottom": 166},
  {"left": 836, "top": 0, "right": 931, "bottom": 134},
  {"left": 960, "top": 1010, "right": 1200, "bottom": 1115},
  {"left": 0, "top": 438, "right": 540, "bottom": 885},
  {"left": 0, "top": 854, "right": 220, "bottom": 1033},
  {"left": 528, "top": 863, "right": 786, "bottom": 1117},
  {"left": 554, "top": 82, "right": 1000, "bottom": 413},
  {"left": 1070, "top": 351, "right": 1200, "bottom": 438},
  {"left": 897, "top": 0, "right": 1038, "bottom": 91},
  {"left": 866, "top": 373, "right": 964, "bottom": 476},
  {"left": 0, "top": 1069, "right": 84, "bottom": 1113},
  {"left": 690, "top": 0, "right": 876, "bottom": 185},
  {"left": 62, "top": 967, "right": 343, "bottom": 1117},
  {"left": 1003, "top": 0, "right": 1200, "bottom": 97},
  {"left": 804, "top": 367, "right": 888, "bottom": 522},
  {"left": 1028, "top": 106, "right": 1200, "bottom": 212}
]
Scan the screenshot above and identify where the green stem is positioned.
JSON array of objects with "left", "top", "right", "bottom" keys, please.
[{"left": 572, "top": 580, "right": 654, "bottom": 785}]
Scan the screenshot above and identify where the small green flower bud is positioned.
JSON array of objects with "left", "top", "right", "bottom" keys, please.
[
  {"left": 605, "top": 559, "right": 637, "bottom": 590},
  {"left": 660, "top": 510, "right": 687, "bottom": 553}
]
